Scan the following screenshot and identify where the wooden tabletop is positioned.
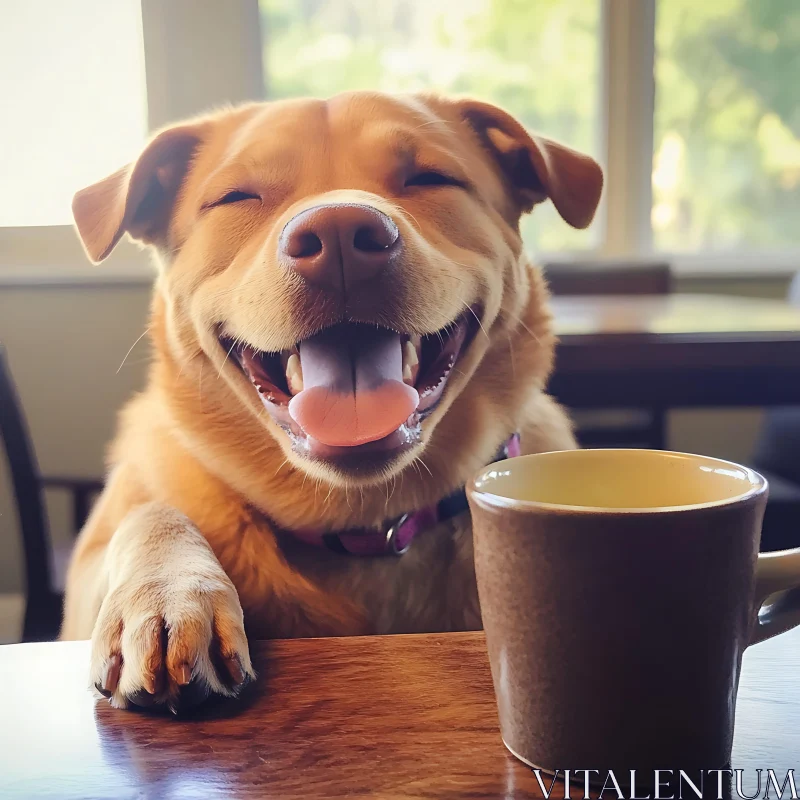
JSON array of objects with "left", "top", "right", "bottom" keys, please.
[
  {"left": 1, "top": 628, "right": 798, "bottom": 799},
  {"left": 550, "top": 294, "right": 800, "bottom": 407}
]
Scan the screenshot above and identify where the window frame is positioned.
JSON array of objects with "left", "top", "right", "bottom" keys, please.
[{"left": 1, "top": 0, "right": 796, "bottom": 285}]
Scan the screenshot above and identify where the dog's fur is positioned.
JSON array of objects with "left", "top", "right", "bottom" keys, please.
[{"left": 63, "top": 92, "right": 602, "bottom": 709}]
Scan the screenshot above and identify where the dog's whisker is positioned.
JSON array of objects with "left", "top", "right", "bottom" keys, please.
[
  {"left": 117, "top": 357, "right": 152, "bottom": 368},
  {"left": 387, "top": 473, "right": 398, "bottom": 505},
  {"left": 217, "top": 337, "right": 240, "bottom": 380},
  {"left": 434, "top": 148, "right": 469, "bottom": 169},
  {"left": 411, "top": 119, "right": 446, "bottom": 132},
  {"left": 464, "top": 303, "right": 489, "bottom": 340},
  {"left": 445, "top": 258, "right": 477, "bottom": 272},
  {"left": 176, "top": 351, "right": 202, "bottom": 382},
  {"left": 507, "top": 333, "right": 517, "bottom": 379},
  {"left": 416, "top": 457, "right": 434, "bottom": 479},
  {"left": 402, "top": 209, "right": 423, "bottom": 232},
  {"left": 515, "top": 318, "right": 542, "bottom": 344},
  {"left": 501, "top": 308, "right": 543, "bottom": 345},
  {"left": 116, "top": 327, "right": 151, "bottom": 374}
]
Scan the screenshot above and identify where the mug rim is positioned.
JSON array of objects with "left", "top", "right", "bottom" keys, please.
[{"left": 468, "top": 448, "right": 768, "bottom": 515}]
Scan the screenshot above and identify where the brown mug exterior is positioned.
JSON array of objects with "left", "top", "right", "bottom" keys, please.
[{"left": 468, "top": 483, "right": 767, "bottom": 773}]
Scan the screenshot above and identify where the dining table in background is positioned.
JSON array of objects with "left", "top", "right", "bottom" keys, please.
[
  {"left": 550, "top": 294, "right": 800, "bottom": 409},
  {"left": 1, "top": 626, "right": 798, "bottom": 799}
]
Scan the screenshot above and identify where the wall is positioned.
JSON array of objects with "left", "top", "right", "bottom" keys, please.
[{"left": 0, "top": 283, "right": 151, "bottom": 595}]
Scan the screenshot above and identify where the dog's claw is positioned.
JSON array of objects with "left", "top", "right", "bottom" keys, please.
[
  {"left": 129, "top": 689, "right": 158, "bottom": 708},
  {"left": 176, "top": 663, "right": 193, "bottom": 686},
  {"left": 101, "top": 653, "right": 122, "bottom": 694},
  {"left": 142, "top": 672, "right": 162, "bottom": 696},
  {"left": 224, "top": 655, "right": 246, "bottom": 686}
]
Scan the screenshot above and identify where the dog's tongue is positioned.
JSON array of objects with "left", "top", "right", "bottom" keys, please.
[{"left": 288, "top": 325, "right": 419, "bottom": 447}]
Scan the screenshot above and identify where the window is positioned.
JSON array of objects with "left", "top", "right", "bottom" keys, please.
[
  {"left": 0, "top": 0, "right": 147, "bottom": 227},
  {"left": 653, "top": 0, "right": 800, "bottom": 253},
  {"left": 261, "top": 0, "right": 600, "bottom": 252},
  {"left": 0, "top": 1, "right": 261, "bottom": 277}
]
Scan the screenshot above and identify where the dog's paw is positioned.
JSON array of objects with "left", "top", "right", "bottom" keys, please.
[{"left": 89, "top": 567, "right": 255, "bottom": 712}]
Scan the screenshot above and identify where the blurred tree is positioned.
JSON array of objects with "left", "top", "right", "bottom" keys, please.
[{"left": 654, "top": 0, "right": 800, "bottom": 250}]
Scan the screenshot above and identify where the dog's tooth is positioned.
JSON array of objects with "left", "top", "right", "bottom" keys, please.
[
  {"left": 402, "top": 339, "right": 420, "bottom": 386},
  {"left": 403, "top": 340, "right": 419, "bottom": 370},
  {"left": 280, "top": 346, "right": 300, "bottom": 370},
  {"left": 286, "top": 353, "right": 304, "bottom": 394},
  {"left": 412, "top": 335, "right": 422, "bottom": 368}
]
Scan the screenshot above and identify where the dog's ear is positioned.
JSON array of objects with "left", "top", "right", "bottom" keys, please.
[
  {"left": 457, "top": 99, "right": 603, "bottom": 229},
  {"left": 72, "top": 123, "right": 206, "bottom": 263}
]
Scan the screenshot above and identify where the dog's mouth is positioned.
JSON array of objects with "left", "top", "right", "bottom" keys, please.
[{"left": 223, "top": 310, "right": 479, "bottom": 469}]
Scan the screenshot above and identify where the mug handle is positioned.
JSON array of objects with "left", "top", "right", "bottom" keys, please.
[{"left": 750, "top": 548, "right": 800, "bottom": 645}]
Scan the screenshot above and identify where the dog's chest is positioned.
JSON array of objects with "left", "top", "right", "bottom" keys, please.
[{"left": 278, "top": 515, "right": 482, "bottom": 635}]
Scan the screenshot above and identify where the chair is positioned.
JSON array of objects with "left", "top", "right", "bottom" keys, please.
[
  {"left": 0, "top": 345, "right": 102, "bottom": 641},
  {"left": 544, "top": 261, "right": 672, "bottom": 449}
]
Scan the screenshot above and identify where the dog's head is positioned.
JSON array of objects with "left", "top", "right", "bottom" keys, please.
[{"left": 73, "top": 93, "right": 601, "bottom": 496}]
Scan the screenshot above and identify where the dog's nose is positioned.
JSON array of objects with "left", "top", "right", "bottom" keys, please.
[{"left": 279, "top": 203, "right": 401, "bottom": 290}]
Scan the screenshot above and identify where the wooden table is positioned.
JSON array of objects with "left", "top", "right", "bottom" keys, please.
[
  {"left": 550, "top": 294, "right": 800, "bottom": 408},
  {"left": 1, "top": 628, "right": 798, "bottom": 799}
]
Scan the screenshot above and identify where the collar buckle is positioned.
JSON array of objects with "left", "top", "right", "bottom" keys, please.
[{"left": 385, "top": 513, "right": 412, "bottom": 555}]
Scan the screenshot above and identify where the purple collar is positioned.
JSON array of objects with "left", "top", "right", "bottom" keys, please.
[{"left": 288, "top": 434, "right": 521, "bottom": 557}]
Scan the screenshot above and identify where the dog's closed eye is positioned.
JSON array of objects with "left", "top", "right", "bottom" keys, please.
[
  {"left": 404, "top": 170, "right": 466, "bottom": 189},
  {"left": 203, "top": 190, "right": 261, "bottom": 209}
]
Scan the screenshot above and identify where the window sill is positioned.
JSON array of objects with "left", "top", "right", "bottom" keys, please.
[
  {"left": 669, "top": 253, "right": 800, "bottom": 278},
  {"left": 0, "top": 226, "right": 153, "bottom": 286},
  {"left": 0, "top": 264, "right": 152, "bottom": 287}
]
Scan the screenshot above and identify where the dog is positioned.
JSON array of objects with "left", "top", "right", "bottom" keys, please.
[{"left": 63, "top": 91, "right": 602, "bottom": 711}]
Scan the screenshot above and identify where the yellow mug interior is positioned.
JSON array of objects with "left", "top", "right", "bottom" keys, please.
[{"left": 472, "top": 449, "right": 766, "bottom": 512}]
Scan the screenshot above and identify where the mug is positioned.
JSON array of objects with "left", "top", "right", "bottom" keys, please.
[{"left": 467, "top": 449, "right": 800, "bottom": 774}]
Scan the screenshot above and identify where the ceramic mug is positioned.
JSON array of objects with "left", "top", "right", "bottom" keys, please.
[{"left": 468, "top": 449, "right": 800, "bottom": 774}]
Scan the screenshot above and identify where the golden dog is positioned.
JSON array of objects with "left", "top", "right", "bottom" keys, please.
[{"left": 63, "top": 92, "right": 602, "bottom": 711}]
